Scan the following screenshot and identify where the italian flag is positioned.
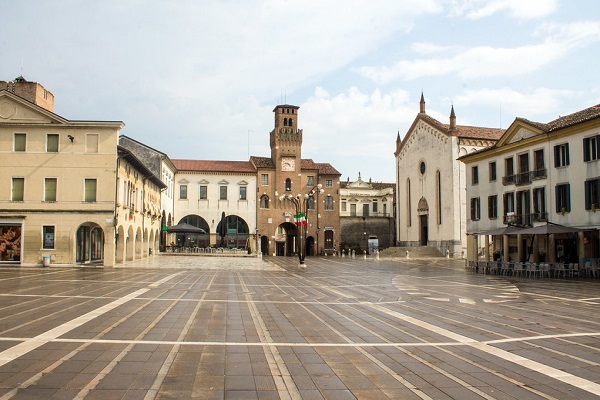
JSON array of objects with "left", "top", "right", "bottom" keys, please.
[{"left": 294, "top": 213, "right": 307, "bottom": 227}]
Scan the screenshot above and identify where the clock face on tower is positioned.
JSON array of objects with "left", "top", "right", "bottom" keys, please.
[{"left": 282, "top": 157, "right": 295, "bottom": 171}]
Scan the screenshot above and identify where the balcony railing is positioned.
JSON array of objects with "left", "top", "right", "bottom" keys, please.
[
  {"left": 503, "top": 212, "right": 547, "bottom": 226},
  {"left": 502, "top": 174, "right": 516, "bottom": 185},
  {"left": 516, "top": 171, "right": 531, "bottom": 186},
  {"left": 531, "top": 168, "right": 547, "bottom": 180}
]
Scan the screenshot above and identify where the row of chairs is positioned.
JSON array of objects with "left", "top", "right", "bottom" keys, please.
[{"left": 467, "top": 261, "right": 588, "bottom": 278}]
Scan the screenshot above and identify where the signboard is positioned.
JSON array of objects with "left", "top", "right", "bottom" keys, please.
[{"left": 0, "top": 225, "right": 21, "bottom": 263}]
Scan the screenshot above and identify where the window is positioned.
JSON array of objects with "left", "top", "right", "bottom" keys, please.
[
  {"left": 470, "top": 197, "right": 480, "bottom": 221},
  {"left": 12, "top": 178, "right": 24, "bottom": 201},
  {"left": 341, "top": 201, "right": 347, "bottom": 212},
  {"left": 533, "top": 187, "right": 546, "bottom": 220},
  {"left": 43, "top": 226, "right": 55, "bottom": 249},
  {"left": 47, "top": 134, "right": 59, "bottom": 152},
  {"left": 307, "top": 197, "right": 315, "bottom": 210},
  {"left": 179, "top": 185, "right": 188, "bottom": 200},
  {"left": 554, "top": 143, "right": 570, "bottom": 167},
  {"left": 307, "top": 176, "right": 314, "bottom": 187},
  {"left": 86, "top": 134, "right": 99, "bottom": 153},
  {"left": 324, "top": 195, "right": 334, "bottom": 210},
  {"left": 472, "top": 166, "right": 479, "bottom": 185},
  {"left": 407, "top": 178, "right": 411, "bottom": 227},
  {"left": 260, "top": 194, "right": 269, "bottom": 209},
  {"left": 325, "top": 179, "right": 333, "bottom": 187},
  {"left": 488, "top": 195, "right": 498, "bottom": 219},
  {"left": 261, "top": 174, "right": 268, "bottom": 186},
  {"left": 585, "top": 178, "right": 600, "bottom": 210},
  {"left": 489, "top": 162, "right": 496, "bottom": 182},
  {"left": 503, "top": 192, "right": 515, "bottom": 216},
  {"left": 199, "top": 185, "right": 207, "bottom": 200},
  {"left": 516, "top": 190, "right": 531, "bottom": 225},
  {"left": 239, "top": 186, "right": 247, "bottom": 200},
  {"left": 350, "top": 203, "right": 356, "bottom": 216},
  {"left": 584, "top": 135, "right": 600, "bottom": 162},
  {"left": 372, "top": 199, "right": 378, "bottom": 213},
  {"left": 285, "top": 178, "right": 291, "bottom": 192},
  {"left": 14, "top": 133, "right": 26, "bottom": 152},
  {"left": 534, "top": 149, "right": 545, "bottom": 170},
  {"left": 219, "top": 186, "right": 227, "bottom": 200},
  {"left": 84, "top": 178, "right": 97, "bottom": 202},
  {"left": 44, "top": 178, "right": 57, "bottom": 202},
  {"left": 555, "top": 183, "right": 570, "bottom": 213}
]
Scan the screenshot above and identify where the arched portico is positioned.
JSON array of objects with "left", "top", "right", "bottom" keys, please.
[
  {"left": 177, "top": 215, "right": 210, "bottom": 247},
  {"left": 275, "top": 222, "right": 298, "bottom": 256},
  {"left": 216, "top": 215, "right": 249, "bottom": 248},
  {"left": 116, "top": 225, "right": 125, "bottom": 263},
  {"left": 126, "top": 226, "right": 135, "bottom": 261}
]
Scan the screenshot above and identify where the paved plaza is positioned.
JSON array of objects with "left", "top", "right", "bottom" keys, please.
[{"left": 0, "top": 255, "right": 599, "bottom": 399}]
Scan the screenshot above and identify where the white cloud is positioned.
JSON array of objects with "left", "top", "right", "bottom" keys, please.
[
  {"left": 357, "top": 21, "right": 600, "bottom": 83},
  {"left": 449, "top": 0, "right": 558, "bottom": 20},
  {"left": 299, "top": 87, "right": 414, "bottom": 182}
]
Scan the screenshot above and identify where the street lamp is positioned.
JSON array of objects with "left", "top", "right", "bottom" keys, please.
[{"left": 280, "top": 184, "right": 324, "bottom": 268}]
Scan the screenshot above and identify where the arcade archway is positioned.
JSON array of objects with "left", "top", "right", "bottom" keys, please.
[{"left": 76, "top": 222, "right": 104, "bottom": 264}]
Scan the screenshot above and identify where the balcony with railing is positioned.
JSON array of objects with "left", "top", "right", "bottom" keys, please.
[
  {"left": 504, "top": 168, "right": 547, "bottom": 186},
  {"left": 502, "top": 174, "right": 516, "bottom": 185},
  {"left": 503, "top": 212, "right": 547, "bottom": 226}
]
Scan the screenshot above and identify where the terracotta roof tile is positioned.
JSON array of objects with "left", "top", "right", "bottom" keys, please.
[
  {"left": 250, "top": 156, "right": 275, "bottom": 168},
  {"left": 546, "top": 103, "right": 600, "bottom": 132},
  {"left": 418, "top": 113, "right": 504, "bottom": 140},
  {"left": 315, "top": 162, "right": 341, "bottom": 175},
  {"left": 172, "top": 159, "right": 256, "bottom": 173}
]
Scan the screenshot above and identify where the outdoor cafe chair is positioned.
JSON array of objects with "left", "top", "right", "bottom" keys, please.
[
  {"left": 526, "top": 262, "right": 540, "bottom": 278},
  {"left": 539, "top": 263, "right": 550, "bottom": 278},
  {"left": 555, "top": 263, "right": 568, "bottom": 278},
  {"left": 584, "top": 261, "right": 598, "bottom": 278}
]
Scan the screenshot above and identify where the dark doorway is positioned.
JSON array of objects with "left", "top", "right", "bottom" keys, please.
[
  {"left": 276, "top": 242, "right": 285, "bottom": 256},
  {"left": 306, "top": 236, "right": 315, "bottom": 256},
  {"left": 419, "top": 215, "right": 428, "bottom": 246},
  {"left": 260, "top": 236, "right": 269, "bottom": 255}
]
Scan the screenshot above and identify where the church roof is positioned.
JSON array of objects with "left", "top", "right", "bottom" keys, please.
[
  {"left": 172, "top": 159, "right": 256, "bottom": 173},
  {"left": 417, "top": 113, "right": 504, "bottom": 140},
  {"left": 250, "top": 156, "right": 275, "bottom": 168}
]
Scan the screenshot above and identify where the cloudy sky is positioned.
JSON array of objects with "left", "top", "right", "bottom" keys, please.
[{"left": 3, "top": 0, "right": 600, "bottom": 182}]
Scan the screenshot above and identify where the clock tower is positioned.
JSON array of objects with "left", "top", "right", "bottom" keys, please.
[{"left": 270, "top": 104, "right": 302, "bottom": 171}]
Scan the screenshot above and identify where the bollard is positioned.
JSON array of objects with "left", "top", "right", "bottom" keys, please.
[
  {"left": 351, "top": 250, "right": 355, "bottom": 259},
  {"left": 363, "top": 250, "right": 367, "bottom": 260},
  {"left": 341, "top": 251, "right": 345, "bottom": 258},
  {"left": 375, "top": 249, "right": 379, "bottom": 260},
  {"left": 446, "top": 249, "right": 450, "bottom": 259},
  {"left": 406, "top": 250, "right": 409, "bottom": 259}
]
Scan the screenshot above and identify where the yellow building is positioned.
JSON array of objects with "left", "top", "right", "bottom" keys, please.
[{"left": 0, "top": 78, "right": 124, "bottom": 266}]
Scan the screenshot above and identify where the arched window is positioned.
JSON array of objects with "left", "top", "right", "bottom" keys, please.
[
  {"left": 436, "top": 170, "right": 442, "bottom": 225},
  {"left": 324, "top": 195, "right": 334, "bottom": 210},
  {"left": 407, "top": 178, "right": 411, "bottom": 227},
  {"left": 283, "top": 118, "right": 288, "bottom": 126},
  {"left": 260, "top": 194, "right": 269, "bottom": 209},
  {"left": 307, "top": 196, "right": 315, "bottom": 210},
  {"left": 285, "top": 178, "right": 292, "bottom": 192}
]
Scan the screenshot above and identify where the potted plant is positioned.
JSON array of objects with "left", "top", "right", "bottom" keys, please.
[{"left": 561, "top": 207, "right": 566, "bottom": 216}]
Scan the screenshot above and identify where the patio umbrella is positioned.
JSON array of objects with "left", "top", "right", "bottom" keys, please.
[
  {"left": 476, "top": 226, "right": 525, "bottom": 236},
  {"left": 166, "top": 223, "right": 206, "bottom": 234},
  {"left": 514, "top": 222, "right": 583, "bottom": 236},
  {"left": 514, "top": 223, "right": 582, "bottom": 263}
]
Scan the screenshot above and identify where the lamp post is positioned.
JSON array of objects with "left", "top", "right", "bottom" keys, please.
[{"left": 280, "top": 184, "right": 324, "bottom": 268}]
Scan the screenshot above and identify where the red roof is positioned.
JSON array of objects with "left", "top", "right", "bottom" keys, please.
[{"left": 172, "top": 159, "right": 256, "bottom": 173}]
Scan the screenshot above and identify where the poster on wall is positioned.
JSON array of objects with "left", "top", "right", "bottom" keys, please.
[{"left": 0, "top": 225, "right": 21, "bottom": 263}]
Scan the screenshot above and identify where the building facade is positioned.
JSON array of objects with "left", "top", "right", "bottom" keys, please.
[
  {"left": 395, "top": 94, "right": 503, "bottom": 257},
  {"left": 115, "top": 146, "right": 166, "bottom": 263},
  {"left": 461, "top": 104, "right": 600, "bottom": 266},
  {"left": 170, "top": 160, "right": 258, "bottom": 249},
  {"left": 118, "top": 135, "right": 176, "bottom": 251},
  {"left": 340, "top": 174, "right": 395, "bottom": 253},
  {"left": 253, "top": 105, "right": 341, "bottom": 257},
  {"left": 0, "top": 78, "right": 124, "bottom": 266}
]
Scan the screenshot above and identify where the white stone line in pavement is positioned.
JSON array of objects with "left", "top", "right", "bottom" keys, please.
[
  {"left": 0, "top": 288, "right": 148, "bottom": 367},
  {"left": 238, "top": 274, "right": 302, "bottom": 400},
  {"left": 149, "top": 271, "right": 185, "bottom": 287},
  {"left": 302, "top": 271, "right": 600, "bottom": 397}
]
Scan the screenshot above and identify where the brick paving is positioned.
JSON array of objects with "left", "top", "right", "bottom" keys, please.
[{"left": 0, "top": 255, "right": 598, "bottom": 399}]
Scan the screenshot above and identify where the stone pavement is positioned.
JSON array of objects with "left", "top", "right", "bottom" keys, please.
[{"left": 0, "top": 255, "right": 599, "bottom": 399}]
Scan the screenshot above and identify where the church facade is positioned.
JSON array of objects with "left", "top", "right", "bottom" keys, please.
[{"left": 395, "top": 94, "right": 503, "bottom": 257}]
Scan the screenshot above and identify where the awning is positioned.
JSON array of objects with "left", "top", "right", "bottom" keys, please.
[
  {"left": 514, "top": 222, "right": 583, "bottom": 236},
  {"left": 472, "top": 226, "right": 525, "bottom": 236},
  {"left": 166, "top": 223, "right": 206, "bottom": 234}
]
